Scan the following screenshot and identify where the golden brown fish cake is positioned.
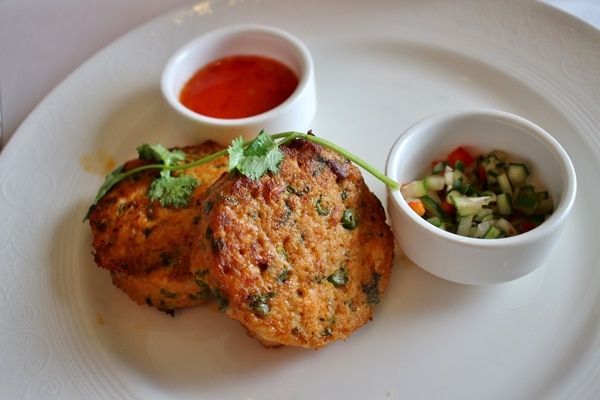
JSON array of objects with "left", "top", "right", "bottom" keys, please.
[
  {"left": 88, "top": 141, "right": 228, "bottom": 313},
  {"left": 190, "top": 138, "right": 394, "bottom": 348}
]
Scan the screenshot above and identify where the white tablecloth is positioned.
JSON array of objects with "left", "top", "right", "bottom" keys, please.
[{"left": 1, "top": 0, "right": 599, "bottom": 147}]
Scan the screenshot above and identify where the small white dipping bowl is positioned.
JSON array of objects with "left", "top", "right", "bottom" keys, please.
[
  {"left": 386, "top": 109, "right": 577, "bottom": 285},
  {"left": 161, "top": 24, "right": 317, "bottom": 145}
]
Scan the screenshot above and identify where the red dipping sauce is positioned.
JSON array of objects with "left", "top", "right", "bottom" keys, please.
[{"left": 179, "top": 55, "right": 300, "bottom": 119}]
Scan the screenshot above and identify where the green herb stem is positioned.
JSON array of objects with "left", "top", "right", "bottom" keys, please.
[
  {"left": 169, "top": 131, "right": 399, "bottom": 190},
  {"left": 280, "top": 132, "right": 399, "bottom": 191},
  {"left": 85, "top": 131, "right": 398, "bottom": 221}
]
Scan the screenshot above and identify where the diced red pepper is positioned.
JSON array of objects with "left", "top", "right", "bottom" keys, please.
[
  {"left": 441, "top": 200, "right": 456, "bottom": 216},
  {"left": 447, "top": 146, "right": 474, "bottom": 168},
  {"left": 518, "top": 220, "right": 538, "bottom": 233},
  {"left": 478, "top": 164, "right": 487, "bottom": 182}
]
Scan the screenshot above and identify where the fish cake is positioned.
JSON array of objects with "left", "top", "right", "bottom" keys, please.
[
  {"left": 88, "top": 141, "right": 228, "bottom": 313},
  {"left": 190, "top": 137, "right": 394, "bottom": 348}
]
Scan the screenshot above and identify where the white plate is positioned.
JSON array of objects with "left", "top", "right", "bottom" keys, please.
[{"left": 1, "top": 1, "right": 599, "bottom": 399}]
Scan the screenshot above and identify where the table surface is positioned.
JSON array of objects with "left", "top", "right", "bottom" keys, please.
[{"left": 1, "top": 0, "right": 599, "bottom": 148}]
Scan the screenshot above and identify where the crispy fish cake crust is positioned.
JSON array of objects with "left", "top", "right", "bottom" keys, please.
[
  {"left": 88, "top": 141, "right": 228, "bottom": 312},
  {"left": 191, "top": 138, "right": 394, "bottom": 348}
]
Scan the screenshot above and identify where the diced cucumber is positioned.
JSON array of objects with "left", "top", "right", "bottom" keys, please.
[
  {"left": 474, "top": 208, "right": 494, "bottom": 222},
  {"left": 479, "top": 157, "right": 491, "bottom": 169},
  {"left": 507, "top": 163, "right": 530, "bottom": 187},
  {"left": 497, "top": 173, "right": 513, "bottom": 195},
  {"left": 432, "top": 161, "right": 447, "bottom": 175},
  {"left": 425, "top": 175, "right": 445, "bottom": 191},
  {"left": 536, "top": 190, "right": 549, "bottom": 201},
  {"left": 427, "top": 216, "right": 443, "bottom": 227},
  {"left": 426, "top": 190, "right": 443, "bottom": 205},
  {"left": 454, "top": 183, "right": 476, "bottom": 196},
  {"left": 452, "top": 169, "right": 464, "bottom": 182},
  {"left": 421, "top": 195, "right": 448, "bottom": 219},
  {"left": 480, "top": 191, "right": 497, "bottom": 202},
  {"left": 486, "top": 174, "right": 498, "bottom": 185},
  {"left": 454, "top": 160, "right": 466, "bottom": 172},
  {"left": 483, "top": 225, "right": 503, "bottom": 239},
  {"left": 487, "top": 169, "right": 500, "bottom": 178},
  {"left": 427, "top": 216, "right": 451, "bottom": 231},
  {"left": 494, "top": 218, "right": 517, "bottom": 236},
  {"left": 482, "top": 154, "right": 502, "bottom": 178},
  {"left": 456, "top": 215, "right": 473, "bottom": 237},
  {"left": 444, "top": 167, "right": 454, "bottom": 188},
  {"left": 520, "top": 185, "right": 537, "bottom": 194},
  {"left": 536, "top": 197, "right": 554, "bottom": 215},
  {"left": 475, "top": 220, "right": 492, "bottom": 238},
  {"left": 496, "top": 192, "right": 513, "bottom": 216},
  {"left": 513, "top": 191, "right": 538, "bottom": 215},
  {"left": 448, "top": 191, "right": 492, "bottom": 217},
  {"left": 401, "top": 180, "right": 427, "bottom": 198}
]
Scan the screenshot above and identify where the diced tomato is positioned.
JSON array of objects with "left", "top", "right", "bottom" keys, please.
[
  {"left": 447, "top": 146, "right": 474, "bottom": 168},
  {"left": 441, "top": 200, "right": 456, "bottom": 216},
  {"left": 478, "top": 164, "right": 487, "bottom": 182},
  {"left": 518, "top": 220, "right": 538, "bottom": 233}
]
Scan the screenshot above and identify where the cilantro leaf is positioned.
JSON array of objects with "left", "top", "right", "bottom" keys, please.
[
  {"left": 227, "top": 136, "right": 245, "bottom": 173},
  {"left": 147, "top": 174, "right": 199, "bottom": 207},
  {"left": 137, "top": 143, "right": 186, "bottom": 166},
  {"left": 228, "top": 131, "right": 285, "bottom": 180},
  {"left": 137, "top": 144, "right": 200, "bottom": 207},
  {"left": 93, "top": 165, "right": 125, "bottom": 204},
  {"left": 84, "top": 164, "right": 125, "bottom": 220}
]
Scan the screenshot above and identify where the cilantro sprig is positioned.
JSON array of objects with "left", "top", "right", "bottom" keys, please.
[
  {"left": 83, "top": 142, "right": 225, "bottom": 220},
  {"left": 84, "top": 131, "right": 398, "bottom": 220},
  {"left": 227, "top": 132, "right": 284, "bottom": 180},
  {"left": 137, "top": 144, "right": 199, "bottom": 207}
]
